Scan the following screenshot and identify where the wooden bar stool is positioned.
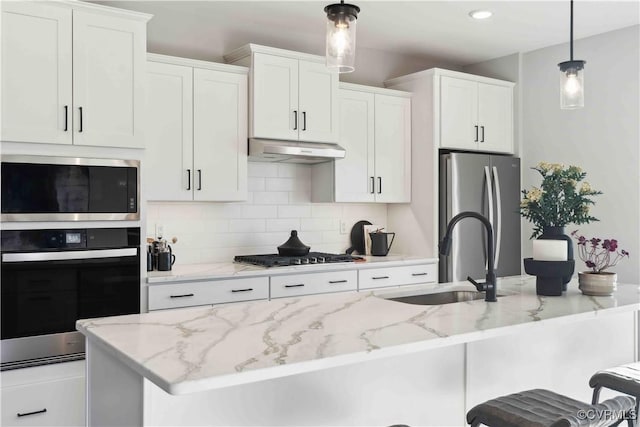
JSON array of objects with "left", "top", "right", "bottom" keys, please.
[
  {"left": 466, "top": 388, "right": 635, "bottom": 427},
  {"left": 590, "top": 363, "right": 640, "bottom": 427}
]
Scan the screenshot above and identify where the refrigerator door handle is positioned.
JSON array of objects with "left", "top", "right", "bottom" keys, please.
[
  {"left": 492, "top": 166, "right": 502, "bottom": 270},
  {"left": 484, "top": 166, "right": 494, "bottom": 269}
]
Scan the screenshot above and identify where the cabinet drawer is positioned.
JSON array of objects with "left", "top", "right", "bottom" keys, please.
[
  {"left": 1, "top": 375, "right": 85, "bottom": 427},
  {"left": 148, "top": 277, "right": 269, "bottom": 310},
  {"left": 271, "top": 270, "right": 357, "bottom": 298},
  {"left": 358, "top": 264, "right": 437, "bottom": 290}
]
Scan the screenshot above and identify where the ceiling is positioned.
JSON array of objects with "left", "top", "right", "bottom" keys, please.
[{"left": 93, "top": 1, "right": 639, "bottom": 66}]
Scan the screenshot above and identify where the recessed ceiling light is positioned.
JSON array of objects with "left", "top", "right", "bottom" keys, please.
[{"left": 469, "top": 10, "right": 492, "bottom": 20}]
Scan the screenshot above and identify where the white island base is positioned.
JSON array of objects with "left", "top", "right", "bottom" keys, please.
[{"left": 81, "top": 278, "right": 639, "bottom": 426}]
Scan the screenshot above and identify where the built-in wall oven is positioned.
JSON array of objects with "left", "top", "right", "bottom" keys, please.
[
  {"left": 1, "top": 228, "right": 141, "bottom": 370},
  {"left": 1, "top": 155, "right": 139, "bottom": 221}
]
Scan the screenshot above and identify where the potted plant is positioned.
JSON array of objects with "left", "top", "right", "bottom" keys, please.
[{"left": 572, "top": 231, "right": 630, "bottom": 296}]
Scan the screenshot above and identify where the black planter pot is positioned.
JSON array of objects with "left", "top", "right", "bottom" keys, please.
[
  {"left": 524, "top": 258, "right": 575, "bottom": 296},
  {"left": 538, "top": 226, "right": 574, "bottom": 289}
]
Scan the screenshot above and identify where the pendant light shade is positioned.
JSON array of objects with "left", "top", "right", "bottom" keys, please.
[
  {"left": 558, "top": 0, "right": 586, "bottom": 109},
  {"left": 324, "top": 1, "right": 360, "bottom": 73}
]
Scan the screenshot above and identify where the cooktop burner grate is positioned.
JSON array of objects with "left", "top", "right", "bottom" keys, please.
[{"left": 234, "top": 252, "right": 361, "bottom": 267}]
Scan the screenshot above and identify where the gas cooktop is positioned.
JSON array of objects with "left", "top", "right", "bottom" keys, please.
[{"left": 234, "top": 252, "right": 361, "bottom": 267}]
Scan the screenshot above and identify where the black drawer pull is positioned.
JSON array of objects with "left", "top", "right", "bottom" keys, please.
[
  {"left": 64, "top": 105, "right": 68, "bottom": 131},
  {"left": 78, "top": 107, "right": 83, "bottom": 132},
  {"left": 372, "top": 276, "right": 389, "bottom": 280},
  {"left": 329, "top": 280, "right": 347, "bottom": 284},
  {"left": 285, "top": 284, "right": 305, "bottom": 288},
  {"left": 231, "top": 288, "right": 253, "bottom": 293},
  {"left": 17, "top": 408, "right": 47, "bottom": 417},
  {"left": 412, "top": 273, "right": 428, "bottom": 276},
  {"left": 170, "top": 293, "right": 194, "bottom": 299}
]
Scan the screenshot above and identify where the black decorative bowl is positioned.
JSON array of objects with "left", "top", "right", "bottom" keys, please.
[{"left": 523, "top": 258, "right": 575, "bottom": 296}]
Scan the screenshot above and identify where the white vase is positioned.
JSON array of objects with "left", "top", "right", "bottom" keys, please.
[{"left": 578, "top": 271, "right": 617, "bottom": 296}]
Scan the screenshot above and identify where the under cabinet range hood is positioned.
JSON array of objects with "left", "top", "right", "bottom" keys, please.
[{"left": 248, "top": 139, "right": 346, "bottom": 164}]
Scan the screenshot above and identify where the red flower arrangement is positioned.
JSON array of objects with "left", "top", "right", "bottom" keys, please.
[{"left": 571, "top": 230, "right": 630, "bottom": 273}]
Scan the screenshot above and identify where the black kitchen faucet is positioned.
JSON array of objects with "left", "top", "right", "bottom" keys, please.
[{"left": 439, "top": 211, "right": 498, "bottom": 302}]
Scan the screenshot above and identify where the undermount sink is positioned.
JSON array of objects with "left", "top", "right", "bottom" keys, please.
[{"left": 384, "top": 290, "right": 504, "bottom": 306}]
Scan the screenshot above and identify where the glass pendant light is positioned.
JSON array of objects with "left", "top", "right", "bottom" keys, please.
[
  {"left": 324, "top": 0, "right": 360, "bottom": 73},
  {"left": 558, "top": 0, "right": 586, "bottom": 109}
]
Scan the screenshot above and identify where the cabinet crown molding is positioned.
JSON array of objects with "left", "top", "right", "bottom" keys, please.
[
  {"left": 224, "top": 43, "right": 326, "bottom": 65},
  {"left": 53, "top": 0, "right": 152, "bottom": 21},
  {"left": 385, "top": 67, "right": 515, "bottom": 89},
  {"left": 340, "top": 82, "right": 412, "bottom": 98},
  {"left": 147, "top": 53, "right": 248, "bottom": 74}
]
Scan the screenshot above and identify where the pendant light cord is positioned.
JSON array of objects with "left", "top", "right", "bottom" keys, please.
[{"left": 570, "top": 0, "right": 574, "bottom": 61}]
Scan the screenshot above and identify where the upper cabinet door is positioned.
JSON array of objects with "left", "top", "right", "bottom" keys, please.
[
  {"left": 193, "top": 68, "right": 248, "bottom": 202},
  {"left": 1, "top": 2, "right": 72, "bottom": 145},
  {"left": 252, "top": 53, "right": 298, "bottom": 141},
  {"left": 72, "top": 10, "right": 146, "bottom": 148},
  {"left": 146, "top": 62, "right": 194, "bottom": 201},
  {"left": 374, "top": 94, "right": 411, "bottom": 203},
  {"left": 440, "top": 76, "right": 478, "bottom": 150},
  {"left": 334, "top": 90, "right": 375, "bottom": 203},
  {"left": 298, "top": 60, "right": 339, "bottom": 143},
  {"left": 478, "top": 83, "right": 513, "bottom": 154}
]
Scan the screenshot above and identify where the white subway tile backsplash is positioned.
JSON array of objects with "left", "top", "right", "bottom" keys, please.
[
  {"left": 248, "top": 177, "right": 266, "bottom": 192},
  {"left": 229, "top": 219, "right": 266, "bottom": 233},
  {"left": 278, "top": 204, "right": 312, "bottom": 218},
  {"left": 253, "top": 191, "right": 289, "bottom": 205},
  {"left": 148, "top": 163, "right": 387, "bottom": 264},
  {"left": 266, "top": 218, "right": 301, "bottom": 232}
]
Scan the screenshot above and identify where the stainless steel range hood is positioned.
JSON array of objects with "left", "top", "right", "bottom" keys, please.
[{"left": 248, "top": 139, "right": 346, "bottom": 164}]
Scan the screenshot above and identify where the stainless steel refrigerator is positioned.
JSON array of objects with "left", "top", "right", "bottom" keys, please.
[{"left": 439, "top": 152, "right": 521, "bottom": 282}]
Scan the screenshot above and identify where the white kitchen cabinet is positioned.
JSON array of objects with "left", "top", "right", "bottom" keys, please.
[
  {"left": 225, "top": 44, "right": 339, "bottom": 143},
  {"left": 1, "top": 361, "right": 85, "bottom": 427},
  {"left": 358, "top": 264, "right": 437, "bottom": 290},
  {"left": 148, "top": 277, "right": 269, "bottom": 311},
  {"left": 271, "top": 270, "right": 357, "bottom": 298},
  {"left": 146, "top": 55, "right": 248, "bottom": 202},
  {"left": 311, "top": 84, "right": 411, "bottom": 203},
  {"left": 0, "top": 1, "right": 150, "bottom": 148},
  {"left": 440, "top": 75, "right": 513, "bottom": 153}
]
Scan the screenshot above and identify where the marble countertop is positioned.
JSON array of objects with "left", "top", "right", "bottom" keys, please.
[
  {"left": 77, "top": 276, "right": 640, "bottom": 395},
  {"left": 147, "top": 255, "right": 437, "bottom": 284}
]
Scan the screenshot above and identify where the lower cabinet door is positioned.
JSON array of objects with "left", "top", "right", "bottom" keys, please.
[
  {"left": 1, "top": 375, "right": 85, "bottom": 427},
  {"left": 148, "top": 277, "right": 269, "bottom": 311},
  {"left": 271, "top": 270, "right": 357, "bottom": 298}
]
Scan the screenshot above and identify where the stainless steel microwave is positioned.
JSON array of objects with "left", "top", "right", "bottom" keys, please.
[{"left": 1, "top": 155, "right": 139, "bottom": 221}]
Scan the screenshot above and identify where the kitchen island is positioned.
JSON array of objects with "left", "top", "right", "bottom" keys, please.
[{"left": 77, "top": 276, "right": 640, "bottom": 426}]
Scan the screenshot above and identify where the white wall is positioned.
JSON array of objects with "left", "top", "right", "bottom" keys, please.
[
  {"left": 521, "top": 25, "right": 639, "bottom": 283},
  {"left": 147, "top": 163, "right": 387, "bottom": 264}
]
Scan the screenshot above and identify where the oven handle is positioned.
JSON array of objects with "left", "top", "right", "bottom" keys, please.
[{"left": 2, "top": 248, "right": 138, "bottom": 263}]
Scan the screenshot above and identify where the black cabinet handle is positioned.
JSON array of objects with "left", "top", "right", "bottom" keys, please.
[
  {"left": 480, "top": 126, "right": 485, "bottom": 142},
  {"left": 170, "top": 293, "right": 194, "bottom": 299},
  {"left": 378, "top": 177, "right": 382, "bottom": 194},
  {"left": 370, "top": 177, "right": 375, "bottom": 194},
  {"left": 293, "top": 110, "right": 298, "bottom": 130},
  {"left": 78, "top": 107, "right": 83, "bottom": 132},
  {"left": 231, "top": 288, "right": 253, "bottom": 293},
  {"left": 197, "top": 169, "right": 202, "bottom": 190},
  {"left": 372, "top": 276, "right": 389, "bottom": 280},
  {"left": 17, "top": 408, "right": 47, "bottom": 417},
  {"left": 329, "top": 280, "right": 347, "bottom": 284},
  {"left": 187, "top": 169, "right": 191, "bottom": 191},
  {"left": 302, "top": 111, "right": 306, "bottom": 131},
  {"left": 64, "top": 106, "right": 68, "bottom": 131},
  {"left": 412, "top": 273, "right": 428, "bottom": 277},
  {"left": 474, "top": 125, "right": 478, "bottom": 142},
  {"left": 285, "top": 284, "right": 305, "bottom": 288}
]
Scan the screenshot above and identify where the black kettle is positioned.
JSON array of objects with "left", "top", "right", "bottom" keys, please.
[
  {"left": 370, "top": 231, "right": 395, "bottom": 256},
  {"left": 277, "top": 230, "right": 310, "bottom": 256}
]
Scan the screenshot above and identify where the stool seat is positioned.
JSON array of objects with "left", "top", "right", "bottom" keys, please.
[{"left": 467, "top": 388, "right": 635, "bottom": 427}]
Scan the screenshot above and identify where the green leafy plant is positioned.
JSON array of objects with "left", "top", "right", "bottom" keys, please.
[{"left": 520, "top": 162, "right": 601, "bottom": 238}]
